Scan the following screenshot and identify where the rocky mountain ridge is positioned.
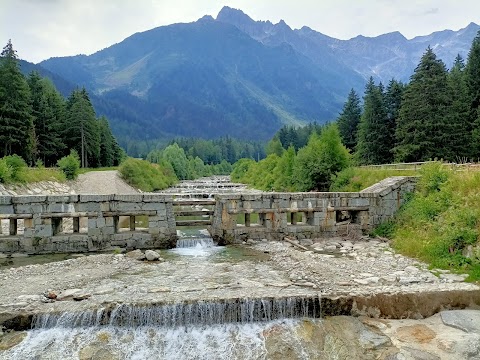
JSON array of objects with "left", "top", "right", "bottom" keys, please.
[{"left": 32, "top": 7, "right": 480, "bottom": 143}]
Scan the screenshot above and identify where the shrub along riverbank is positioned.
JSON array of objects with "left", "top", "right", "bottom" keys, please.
[
  {"left": 373, "top": 162, "right": 480, "bottom": 281},
  {"left": 330, "top": 167, "right": 417, "bottom": 191}
]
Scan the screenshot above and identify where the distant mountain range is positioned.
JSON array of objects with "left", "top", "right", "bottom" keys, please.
[{"left": 22, "top": 6, "right": 479, "bottom": 144}]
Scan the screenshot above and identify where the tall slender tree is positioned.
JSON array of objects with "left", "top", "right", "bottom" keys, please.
[
  {"left": 98, "top": 116, "right": 123, "bottom": 166},
  {"left": 337, "top": 88, "right": 361, "bottom": 151},
  {"left": 65, "top": 88, "right": 100, "bottom": 168},
  {"left": 355, "top": 78, "right": 390, "bottom": 165},
  {"left": 465, "top": 31, "right": 480, "bottom": 159},
  {"left": 394, "top": 47, "right": 451, "bottom": 161},
  {"left": 447, "top": 55, "right": 471, "bottom": 159},
  {"left": 384, "top": 79, "right": 405, "bottom": 158},
  {"left": 0, "top": 40, "right": 35, "bottom": 162},
  {"left": 27, "top": 72, "right": 66, "bottom": 166}
]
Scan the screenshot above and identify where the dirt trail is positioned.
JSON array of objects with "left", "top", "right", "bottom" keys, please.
[{"left": 71, "top": 170, "right": 139, "bottom": 194}]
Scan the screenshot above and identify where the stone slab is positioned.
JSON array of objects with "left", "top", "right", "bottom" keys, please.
[{"left": 440, "top": 310, "right": 480, "bottom": 333}]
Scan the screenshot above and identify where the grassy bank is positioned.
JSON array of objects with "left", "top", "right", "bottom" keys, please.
[
  {"left": 373, "top": 162, "right": 480, "bottom": 281},
  {"left": 118, "top": 158, "right": 178, "bottom": 192},
  {"left": 330, "top": 167, "right": 417, "bottom": 191}
]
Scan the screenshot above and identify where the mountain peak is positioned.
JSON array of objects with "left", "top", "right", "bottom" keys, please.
[
  {"left": 198, "top": 15, "right": 214, "bottom": 22},
  {"left": 216, "top": 6, "right": 252, "bottom": 23}
]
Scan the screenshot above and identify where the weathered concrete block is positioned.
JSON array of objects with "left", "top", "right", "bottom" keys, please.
[
  {"left": 76, "top": 202, "right": 101, "bottom": 212},
  {"left": 34, "top": 225, "right": 53, "bottom": 237},
  {"left": 96, "top": 217, "right": 106, "bottom": 228},
  {"left": 79, "top": 194, "right": 114, "bottom": 202},
  {"left": 0, "top": 196, "right": 12, "bottom": 205},
  {"left": 46, "top": 195, "right": 71, "bottom": 203},
  {"left": 141, "top": 203, "right": 166, "bottom": 211},
  {"left": 114, "top": 194, "right": 143, "bottom": 202},
  {"left": 0, "top": 205, "right": 14, "bottom": 214},
  {"left": 46, "top": 203, "right": 75, "bottom": 213},
  {"left": 12, "top": 196, "right": 46, "bottom": 204},
  {"left": 348, "top": 197, "right": 370, "bottom": 207}
]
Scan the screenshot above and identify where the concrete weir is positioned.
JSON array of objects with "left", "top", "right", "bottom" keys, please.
[
  {"left": 3, "top": 289, "right": 480, "bottom": 331},
  {"left": 0, "top": 177, "right": 416, "bottom": 254}
]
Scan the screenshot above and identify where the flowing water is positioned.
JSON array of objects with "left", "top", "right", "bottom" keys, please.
[
  {"left": 0, "top": 178, "right": 325, "bottom": 359},
  {"left": 1, "top": 319, "right": 321, "bottom": 359}
]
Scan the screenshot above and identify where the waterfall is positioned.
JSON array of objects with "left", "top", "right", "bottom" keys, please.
[
  {"left": 32, "top": 297, "right": 320, "bottom": 329},
  {"left": 176, "top": 238, "right": 215, "bottom": 248}
]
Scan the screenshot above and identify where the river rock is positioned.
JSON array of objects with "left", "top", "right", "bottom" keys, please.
[
  {"left": 145, "top": 250, "right": 161, "bottom": 261},
  {"left": 299, "top": 239, "right": 313, "bottom": 246},
  {"left": 439, "top": 273, "right": 468, "bottom": 282},
  {"left": 402, "top": 347, "right": 441, "bottom": 360},
  {"left": 0, "top": 331, "right": 27, "bottom": 350},
  {"left": 125, "top": 249, "right": 145, "bottom": 261},
  {"left": 57, "top": 288, "right": 91, "bottom": 301},
  {"left": 440, "top": 310, "right": 480, "bottom": 333}
]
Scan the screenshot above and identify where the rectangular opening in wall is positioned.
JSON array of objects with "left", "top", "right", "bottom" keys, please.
[
  {"left": 118, "top": 215, "right": 148, "bottom": 232},
  {"left": 0, "top": 218, "right": 21, "bottom": 236},
  {"left": 287, "top": 212, "right": 305, "bottom": 225},
  {"left": 335, "top": 210, "right": 360, "bottom": 225},
  {"left": 236, "top": 213, "right": 263, "bottom": 227}
]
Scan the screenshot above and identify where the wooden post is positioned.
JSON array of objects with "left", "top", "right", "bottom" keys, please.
[
  {"left": 9, "top": 219, "right": 17, "bottom": 235},
  {"left": 73, "top": 217, "right": 80, "bottom": 233},
  {"left": 129, "top": 215, "right": 136, "bottom": 231}
]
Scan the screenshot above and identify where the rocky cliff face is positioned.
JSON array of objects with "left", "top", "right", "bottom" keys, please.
[{"left": 217, "top": 6, "right": 480, "bottom": 83}]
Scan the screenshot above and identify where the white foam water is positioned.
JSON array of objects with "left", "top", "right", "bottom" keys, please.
[
  {"left": 0, "top": 320, "right": 312, "bottom": 359},
  {"left": 172, "top": 237, "right": 222, "bottom": 257}
]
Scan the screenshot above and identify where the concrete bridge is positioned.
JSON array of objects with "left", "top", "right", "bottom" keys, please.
[{"left": 0, "top": 177, "right": 416, "bottom": 254}]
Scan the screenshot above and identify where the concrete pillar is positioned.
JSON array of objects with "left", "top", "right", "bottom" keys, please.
[
  {"left": 129, "top": 216, "right": 136, "bottom": 231},
  {"left": 290, "top": 212, "right": 297, "bottom": 225},
  {"left": 113, "top": 216, "right": 119, "bottom": 233},
  {"left": 9, "top": 219, "right": 17, "bottom": 235},
  {"left": 259, "top": 213, "right": 266, "bottom": 227},
  {"left": 245, "top": 213, "right": 251, "bottom": 227},
  {"left": 73, "top": 217, "right": 80, "bottom": 233},
  {"left": 52, "top": 218, "right": 63, "bottom": 235}
]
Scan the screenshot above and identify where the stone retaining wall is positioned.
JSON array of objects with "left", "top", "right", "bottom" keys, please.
[
  {"left": 210, "top": 176, "right": 416, "bottom": 244},
  {"left": 0, "top": 194, "right": 177, "bottom": 254},
  {"left": 0, "top": 177, "right": 417, "bottom": 253}
]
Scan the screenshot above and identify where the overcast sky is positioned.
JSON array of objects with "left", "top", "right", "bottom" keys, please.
[{"left": 2, "top": 0, "right": 480, "bottom": 63}]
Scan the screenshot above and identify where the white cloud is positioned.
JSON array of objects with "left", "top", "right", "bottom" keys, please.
[{"left": 1, "top": 0, "right": 479, "bottom": 63}]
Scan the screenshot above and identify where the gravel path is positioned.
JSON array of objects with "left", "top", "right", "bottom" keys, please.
[{"left": 71, "top": 170, "right": 139, "bottom": 194}]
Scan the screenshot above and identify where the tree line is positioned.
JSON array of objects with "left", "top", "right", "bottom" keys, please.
[
  {"left": 337, "top": 31, "right": 480, "bottom": 164},
  {"left": 0, "top": 40, "right": 123, "bottom": 167},
  {"left": 231, "top": 124, "right": 350, "bottom": 191}
]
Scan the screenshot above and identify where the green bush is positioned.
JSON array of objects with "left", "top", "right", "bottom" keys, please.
[
  {"left": 119, "top": 158, "right": 178, "bottom": 192},
  {"left": 0, "top": 158, "right": 12, "bottom": 183},
  {"left": 4, "top": 155, "right": 27, "bottom": 182},
  {"left": 391, "top": 166, "right": 480, "bottom": 281},
  {"left": 57, "top": 150, "right": 81, "bottom": 180}
]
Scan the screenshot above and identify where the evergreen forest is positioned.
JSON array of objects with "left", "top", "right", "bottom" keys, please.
[
  {"left": 234, "top": 31, "right": 480, "bottom": 192},
  {"left": 0, "top": 40, "right": 123, "bottom": 168}
]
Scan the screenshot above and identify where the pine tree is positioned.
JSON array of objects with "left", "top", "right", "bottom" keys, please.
[
  {"left": 355, "top": 78, "right": 390, "bottom": 165},
  {"left": 265, "top": 137, "right": 285, "bottom": 156},
  {"left": 394, "top": 47, "right": 451, "bottom": 162},
  {"left": 384, "top": 79, "right": 405, "bottom": 158},
  {"left": 337, "top": 88, "right": 361, "bottom": 151},
  {"left": 65, "top": 88, "right": 100, "bottom": 168},
  {"left": 447, "top": 55, "right": 471, "bottom": 159},
  {"left": 98, "top": 116, "right": 123, "bottom": 166},
  {"left": 465, "top": 31, "right": 480, "bottom": 159},
  {"left": 27, "top": 71, "right": 66, "bottom": 166},
  {"left": 0, "top": 40, "right": 35, "bottom": 162}
]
